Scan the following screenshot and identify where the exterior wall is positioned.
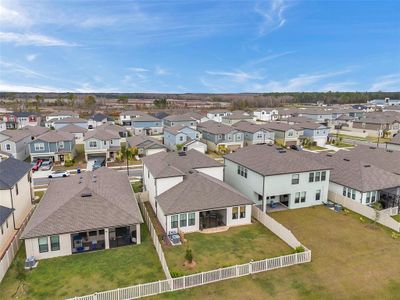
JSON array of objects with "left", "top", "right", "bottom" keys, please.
[
  {"left": 225, "top": 205, "right": 252, "bottom": 227},
  {"left": 184, "top": 141, "right": 207, "bottom": 154},
  {"left": 0, "top": 214, "right": 16, "bottom": 255},
  {"left": 164, "top": 120, "right": 196, "bottom": 127},
  {"left": 195, "top": 166, "right": 223, "bottom": 181},
  {"left": 254, "top": 110, "right": 278, "bottom": 121},
  {"left": 243, "top": 130, "right": 275, "bottom": 145},
  {"left": 274, "top": 129, "right": 300, "bottom": 146},
  {"left": 0, "top": 172, "right": 33, "bottom": 228},
  {"left": 24, "top": 233, "right": 72, "bottom": 260},
  {"left": 164, "top": 211, "right": 200, "bottom": 234},
  {"left": 0, "top": 134, "right": 32, "bottom": 160},
  {"left": 206, "top": 112, "right": 230, "bottom": 123}
]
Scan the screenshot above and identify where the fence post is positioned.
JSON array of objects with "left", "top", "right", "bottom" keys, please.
[
  {"left": 117, "top": 288, "right": 120, "bottom": 300},
  {"left": 219, "top": 268, "right": 222, "bottom": 279},
  {"left": 138, "top": 283, "right": 141, "bottom": 298},
  {"left": 201, "top": 272, "right": 204, "bottom": 284},
  {"left": 235, "top": 265, "right": 239, "bottom": 277},
  {"left": 295, "top": 253, "right": 298, "bottom": 264},
  {"left": 93, "top": 293, "right": 97, "bottom": 300},
  {"left": 280, "top": 256, "right": 283, "bottom": 267},
  {"left": 249, "top": 261, "right": 253, "bottom": 274},
  {"left": 183, "top": 275, "right": 186, "bottom": 288}
]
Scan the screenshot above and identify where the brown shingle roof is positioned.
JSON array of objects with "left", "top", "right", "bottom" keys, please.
[
  {"left": 156, "top": 171, "right": 252, "bottom": 215},
  {"left": 54, "top": 117, "right": 87, "bottom": 124},
  {"left": 21, "top": 168, "right": 143, "bottom": 239},
  {"left": 84, "top": 127, "right": 120, "bottom": 141},
  {"left": 126, "top": 136, "right": 166, "bottom": 149},
  {"left": 59, "top": 124, "right": 88, "bottom": 134},
  {"left": 198, "top": 120, "right": 238, "bottom": 135},
  {"left": 35, "top": 130, "right": 74, "bottom": 142}
]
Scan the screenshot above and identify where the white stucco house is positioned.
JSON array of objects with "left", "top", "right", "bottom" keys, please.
[
  {"left": 253, "top": 108, "right": 279, "bottom": 121},
  {"left": 142, "top": 150, "right": 252, "bottom": 234},
  {"left": 21, "top": 168, "right": 143, "bottom": 260},
  {"left": 224, "top": 144, "right": 331, "bottom": 212}
]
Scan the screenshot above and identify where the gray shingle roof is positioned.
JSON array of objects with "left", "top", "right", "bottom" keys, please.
[
  {"left": 54, "top": 117, "right": 87, "bottom": 124},
  {"left": 224, "top": 144, "right": 329, "bottom": 176},
  {"left": 21, "top": 168, "right": 143, "bottom": 239},
  {"left": 198, "top": 120, "right": 238, "bottom": 135},
  {"left": 34, "top": 130, "right": 74, "bottom": 143},
  {"left": 59, "top": 124, "right": 88, "bottom": 134},
  {"left": 233, "top": 120, "right": 273, "bottom": 134},
  {"left": 0, "top": 157, "right": 31, "bottom": 189},
  {"left": 84, "top": 127, "right": 120, "bottom": 141},
  {"left": 0, "top": 205, "right": 14, "bottom": 225},
  {"left": 126, "top": 136, "right": 166, "bottom": 149},
  {"left": 1, "top": 126, "right": 49, "bottom": 142},
  {"left": 142, "top": 149, "right": 222, "bottom": 179},
  {"left": 156, "top": 171, "right": 252, "bottom": 215}
]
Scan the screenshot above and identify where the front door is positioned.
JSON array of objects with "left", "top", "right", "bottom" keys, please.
[{"left": 59, "top": 154, "right": 64, "bottom": 162}]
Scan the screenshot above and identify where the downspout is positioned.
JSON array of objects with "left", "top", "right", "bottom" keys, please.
[
  {"left": 262, "top": 176, "right": 266, "bottom": 213},
  {"left": 9, "top": 188, "right": 18, "bottom": 230}
]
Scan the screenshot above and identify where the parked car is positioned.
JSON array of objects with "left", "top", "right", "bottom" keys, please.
[
  {"left": 290, "top": 145, "right": 302, "bottom": 151},
  {"left": 40, "top": 160, "right": 53, "bottom": 171},
  {"left": 93, "top": 158, "right": 106, "bottom": 170},
  {"left": 31, "top": 159, "right": 43, "bottom": 172},
  {"left": 48, "top": 170, "right": 70, "bottom": 178}
]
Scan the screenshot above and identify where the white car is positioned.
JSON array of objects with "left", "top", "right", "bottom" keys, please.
[{"left": 48, "top": 170, "right": 70, "bottom": 178}]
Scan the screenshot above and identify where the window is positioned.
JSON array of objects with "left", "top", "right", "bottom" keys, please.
[
  {"left": 5, "top": 219, "right": 8, "bottom": 228},
  {"left": 34, "top": 143, "right": 45, "bottom": 151},
  {"left": 315, "top": 172, "right": 321, "bottom": 182},
  {"left": 309, "top": 172, "right": 314, "bottom": 182},
  {"left": 195, "top": 134, "right": 199, "bottom": 139},
  {"left": 315, "top": 190, "right": 321, "bottom": 201},
  {"left": 238, "top": 165, "right": 247, "bottom": 178},
  {"left": 292, "top": 174, "right": 299, "bottom": 185},
  {"left": 301, "top": 192, "right": 306, "bottom": 203},
  {"left": 110, "top": 140, "right": 113, "bottom": 145},
  {"left": 58, "top": 141, "right": 64, "bottom": 149},
  {"left": 351, "top": 189, "right": 356, "bottom": 200},
  {"left": 232, "top": 207, "right": 239, "bottom": 219},
  {"left": 188, "top": 213, "right": 195, "bottom": 226},
  {"left": 257, "top": 133, "right": 263, "bottom": 139},
  {"left": 371, "top": 191, "right": 377, "bottom": 202},
  {"left": 89, "top": 141, "right": 97, "bottom": 148},
  {"left": 347, "top": 188, "right": 351, "bottom": 198},
  {"left": 366, "top": 192, "right": 371, "bottom": 204},
  {"left": 6, "top": 144, "right": 11, "bottom": 151},
  {"left": 15, "top": 183, "right": 19, "bottom": 195},
  {"left": 50, "top": 235, "right": 60, "bottom": 251},
  {"left": 321, "top": 171, "right": 326, "bottom": 181},
  {"left": 99, "top": 229, "right": 105, "bottom": 235},
  {"left": 38, "top": 237, "right": 49, "bottom": 253},
  {"left": 89, "top": 231, "right": 97, "bottom": 236},
  {"left": 103, "top": 140, "right": 107, "bottom": 145},
  {"left": 236, "top": 134, "right": 241, "bottom": 140},
  {"left": 294, "top": 192, "right": 300, "bottom": 203},
  {"left": 240, "top": 206, "right": 246, "bottom": 218},
  {"left": 180, "top": 213, "right": 187, "bottom": 227},
  {"left": 171, "top": 215, "right": 178, "bottom": 229},
  {"left": 343, "top": 187, "right": 347, "bottom": 196},
  {"left": 179, "top": 136, "right": 184, "bottom": 142}
]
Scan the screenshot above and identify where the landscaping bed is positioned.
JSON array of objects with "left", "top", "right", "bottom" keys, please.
[{"left": 0, "top": 225, "right": 165, "bottom": 300}]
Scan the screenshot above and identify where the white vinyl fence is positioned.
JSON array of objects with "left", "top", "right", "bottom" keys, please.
[
  {"left": 137, "top": 194, "right": 171, "bottom": 280},
  {"left": 381, "top": 206, "right": 399, "bottom": 217},
  {"left": 0, "top": 208, "right": 34, "bottom": 283},
  {"left": 329, "top": 191, "right": 400, "bottom": 232}
]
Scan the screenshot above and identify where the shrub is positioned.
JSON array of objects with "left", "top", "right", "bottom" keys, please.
[
  {"left": 170, "top": 271, "right": 184, "bottom": 278},
  {"left": 293, "top": 246, "right": 305, "bottom": 253},
  {"left": 64, "top": 159, "right": 74, "bottom": 167},
  {"left": 185, "top": 247, "right": 193, "bottom": 263}
]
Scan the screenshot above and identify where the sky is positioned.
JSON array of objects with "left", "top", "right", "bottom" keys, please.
[{"left": 0, "top": 0, "right": 399, "bottom": 93}]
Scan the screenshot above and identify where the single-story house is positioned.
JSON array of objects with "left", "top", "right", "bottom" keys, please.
[{"left": 126, "top": 136, "right": 167, "bottom": 157}]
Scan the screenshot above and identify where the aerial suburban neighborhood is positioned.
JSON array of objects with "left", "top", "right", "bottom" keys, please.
[{"left": 0, "top": 1, "right": 399, "bottom": 300}]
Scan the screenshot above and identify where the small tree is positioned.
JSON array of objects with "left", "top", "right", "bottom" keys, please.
[
  {"left": 176, "top": 144, "right": 184, "bottom": 151},
  {"left": 371, "top": 202, "right": 382, "bottom": 225},
  {"left": 185, "top": 247, "right": 193, "bottom": 263}
]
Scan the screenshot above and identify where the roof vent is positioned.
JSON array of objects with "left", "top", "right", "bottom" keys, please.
[
  {"left": 278, "top": 150, "right": 286, "bottom": 154},
  {"left": 326, "top": 154, "right": 333, "bottom": 157},
  {"left": 178, "top": 151, "right": 186, "bottom": 156},
  {"left": 343, "top": 158, "right": 350, "bottom": 161},
  {"left": 364, "top": 165, "right": 371, "bottom": 168},
  {"left": 386, "top": 150, "right": 393, "bottom": 153},
  {"left": 81, "top": 192, "right": 92, "bottom": 198},
  {"left": 369, "top": 146, "right": 376, "bottom": 150}
]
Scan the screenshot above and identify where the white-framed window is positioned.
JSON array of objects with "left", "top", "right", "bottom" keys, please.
[
  {"left": 171, "top": 215, "right": 178, "bottom": 229},
  {"left": 292, "top": 174, "right": 299, "bottom": 184},
  {"left": 38, "top": 237, "right": 49, "bottom": 253},
  {"left": 180, "top": 213, "right": 187, "bottom": 227},
  {"left": 301, "top": 191, "right": 306, "bottom": 203},
  {"left": 50, "top": 235, "right": 60, "bottom": 251},
  {"left": 5, "top": 144, "right": 11, "bottom": 151},
  {"left": 232, "top": 207, "right": 239, "bottom": 219},
  {"left": 236, "top": 134, "right": 241, "bottom": 140},
  {"left": 179, "top": 136, "right": 184, "bottom": 142},
  {"left": 239, "top": 206, "right": 246, "bottom": 218},
  {"left": 315, "top": 172, "right": 321, "bottom": 182},
  {"left": 58, "top": 141, "right": 64, "bottom": 149},
  {"left": 34, "top": 143, "right": 45, "bottom": 151},
  {"left": 103, "top": 140, "right": 107, "bottom": 145},
  {"left": 288, "top": 131, "right": 294, "bottom": 137},
  {"left": 294, "top": 192, "right": 300, "bottom": 203},
  {"left": 315, "top": 190, "right": 321, "bottom": 201},
  {"left": 89, "top": 141, "right": 97, "bottom": 148},
  {"left": 237, "top": 165, "right": 247, "bottom": 178},
  {"left": 321, "top": 171, "right": 326, "bottom": 181},
  {"left": 309, "top": 172, "right": 314, "bottom": 182},
  {"left": 188, "top": 212, "right": 195, "bottom": 226},
  {"left": 257, "top": 133, "right": 263, "bottom": 139},
  {"left": 366, "top": 192, "right": 371, "bottom": 203}
]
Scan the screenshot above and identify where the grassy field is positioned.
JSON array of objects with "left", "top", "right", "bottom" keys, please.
[
  {"left": 392, "top": 214, "right": 400, "bottom": 222},
  {"left": 163, "top": 221, "right": 292, "bottom": 276},
  {"left": 150, "top": 206, "right": 400, "bottom": 300},
  {"left": 0, "top": 225, "right": 165, "bottom": 300},
  {"left": 338, "top": 133, "right": 391, "bottom": 144}
]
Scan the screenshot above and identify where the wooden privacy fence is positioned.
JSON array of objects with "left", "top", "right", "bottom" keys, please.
[
  {"left": 136, "top": 194, "right": 171, "bottom": 280},
  {"left": 67, "top": 249, "right": 311, "bottom": 300},
  {"left": 329, "top": 191, "right": 400, "bottom": 232},
  {"left": 0, "top": 208, "right": 34, "bottom": 283}
]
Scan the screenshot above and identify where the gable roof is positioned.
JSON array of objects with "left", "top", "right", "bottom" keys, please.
[
  {"left": 233, "top": 120, "right": 272, "bottom": 134},
  {"left": 54, "top": 117, "right": 87, "bottom": 124},
  {"left": 197, "top": 120, "right": 239, "bottom": 135},
  {"left": 224, "top": 144, "right": 329, "bottom": 176},
  {"left": 164, "top": 124, "right": 198, "bottom": 135},
  {"left": 142, "top": 149, "right": 222, "bottom": 179},
  {"left": 84, "top": 127, "right": 120, "bottom": 141},
  {"left": 59, "top": 124, "right": 88, "bottom": 134},
  {"left": 0, "top": 157, "right": 31, "bottom": 189},
  {"left": 0, "top": 205, "right": 14, "bottom": 225},
  {"left": 34, "top": 130, "right": 74, "bottom": 143},
  {"left": 126, "top": 136, "right": 166, "bottom": 149},
  {"left": 21, "top": 168, "right": 143, "bottom": 239},
  {"left": 1, "top": 126, "right": 49, "bottom": 142},
  {"left": 156, "top": 171, "right": 252, "bottom": 215},
  {"left": 91, "top": 113, "right": 111, "bottom": 122}
]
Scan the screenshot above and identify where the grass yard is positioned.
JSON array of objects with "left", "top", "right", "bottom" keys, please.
[
  {"left": 131, "top": 181, "right": 143, "bottom": 193},
  {"left": 338, "top": 133, "right": 391, "bottom": 144},
  {"left": 304, "top": 145, "right": 326, "bottom": 151},
  {"left": 150, "top": 206, "right": 400, "bottom": 300},
  {"left": 392, "top": 214, "right": 400, "bottom": 222},
  {"left": 33, "top": 190, "right": 45, "bottom": 203},
  {"left": 163, "top": 221, "right": 292, "bottom": 276},
  {"left": 0, "top": 224, "right": 165, "bottom": 300}
]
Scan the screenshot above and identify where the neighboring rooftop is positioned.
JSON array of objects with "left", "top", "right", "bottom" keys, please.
[
  {"left": 156, "top": 171, "right": 252, "bottom": 215},
  {"left": 388, "top": 134, "right": 400, "bottom": 145},
  {"left": 224, "top": 144, "right": 329, "bottom": 176},
  {"left": 233, "top": 120, "right": 272, "bottom": 133},
  {"left": 0, "top": 126, "right": 49, "bottom": 142},
  {"left": 47, "top": 110, "right": 79, "bottom": 117},
  {"left": 84, "top": 127, "right": 120, "bottom": 141},
  {"left": 34, "top": 130, "right": 74, "bottom": 143},
  {"left": 54, "top": 117, "right": 88, "bottom": 124},
  {"left": 0, "top": 205, "right": 14, "bottom": 225},
  {"left": 142, "top": 149, "right": 222, "bottom": 179},
  {"left": 126, "top": 135, "right": 166, "bottom": 149},
  {"left": 198, "top": 120, "right": 238, "bottom": 134},
  {"left": 21, "top": 168, "right": 143, "bottom": 239},
  {"left": 59, "top": 124, "right": 88, "bottom": 134},
  {"left": 91, "top": 113, "right": 114, "bottom": 122},
  {"left": 0, "top": 157, "right": 31, "bottom": 189}
]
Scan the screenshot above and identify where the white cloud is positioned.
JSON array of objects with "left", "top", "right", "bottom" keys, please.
[
  {"left": 0, "top": 80, "right": 65, "bottom": 93},
  {"left": 249, "top": 50, "right": 295, "bottom": 66},
  {"left": 0, "top": 32, "right": 76, "bottom": 47},
  {"left": 0, "top": 4, "right": 31, "bottom": 27},
  {"left": 254, "top": 0, "right": 291, "bottom": 35},
  {"left": 155, "top": 66, "right": 169, "bottom": 76},
  {"left": 25, "top": 54, "right": 38, "bottom": 62},
  {"left": 0, "top": 60, "right": 48, "bottom": 78},
  {"left": 206, "top": 70, "right": 263, "bottom": 83},
  {"left": 321, "top": 81, "right": 357, "bottom": 92},
  {"left": 128, "top": 67, "right": 149, "bottom": 73},
  {"left": 370, "top": 74, "right": 400, "bottom": 91}
]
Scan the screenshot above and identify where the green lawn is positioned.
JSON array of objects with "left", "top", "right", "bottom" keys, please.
[
  {"left": 338, "top": 133, "right": 391, "bottom": 144},
  {"left": 392, "top": 214, "right": 400, "bottom": 222},
  {"left": 304, "top": 145, "right": 326, "bottom": 151},
  {"left": 131, "top": 181, "right": 143, "bottom": 193},
  {"left": 0, "top": 225, "right": 165, "bottom": 300},
  {"left": 33, "top": 191, "right": 45, "bottom": 203},
  {"left": 329, "top": 142, "right": 354, "bottom": 148},
  {"left": 163, "top": 221, "right": 292, "bottom": 276},
  {"left": 150, "top": 206, "right": 400, "bottom": 300}
]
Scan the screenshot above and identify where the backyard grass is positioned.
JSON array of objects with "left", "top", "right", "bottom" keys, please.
[
  {"left": 150, "top": 206, "right": 400, "bottom": 300},
  {"left": 163, "top": 221, "right": 292, "bottom": 276},
  {"left": 33, "top": 190, "right": 45, "bottom": 202},
  {"left": 131, "top": 181, "right": 143, "bottom": 193},
  {"left": 392, "top": 214, "right": 400, "bottom": 222},
  {"left": 338, "top": 133, "right": 391, "bottom": 144},
  {"left": 0, "top": 224, "right": 165, "bottom": 300}
]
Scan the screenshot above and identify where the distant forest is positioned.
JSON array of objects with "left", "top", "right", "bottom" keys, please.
[{"left": 1, "top": 92, "right": 399, "bottom": 110}]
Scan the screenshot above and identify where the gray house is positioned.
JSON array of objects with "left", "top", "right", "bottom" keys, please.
[
  {"left": 29, "top": 131, "right": 75, "bottom": 163},
  {"left": 233, "top": 121, "right": 275, "bottom": 146}
]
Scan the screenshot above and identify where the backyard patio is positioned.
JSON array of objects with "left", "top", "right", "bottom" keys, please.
[
  {"left": 0, "top": 225, "right": 165, "bottom": 300},
  {"left": 163, "top": 220, "right": 293, "bottom": 275}
]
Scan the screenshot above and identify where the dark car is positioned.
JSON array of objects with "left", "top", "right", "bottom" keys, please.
[{"left": 290, "top": 145, "right": 302, "bottom": 151}]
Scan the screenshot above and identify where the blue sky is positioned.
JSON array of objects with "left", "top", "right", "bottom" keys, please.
[{"left": 0, "top": 0, "right": 399, "bottom": 93}]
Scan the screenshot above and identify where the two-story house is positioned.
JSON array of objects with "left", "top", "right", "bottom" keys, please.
[
  {"left": 264, "top": 123, "right": 302, "bottom": 146},
  {"left": 45, "top": 111, "right": 79, "bottom": 128},
  {"left": 253, "top": 108, "right": 279, "bottom": 121},
  {"left": 0, "top": 126, "right": 49, "bottom": 160},
  {"left": 142, "top": 150, "right": 252, "bottom": 234},
  {"left": 2, "top": 112, "right": 41, "bottom": 129},
  {"left": 206, "top": 109, "right": 232, "bottom": 123},
  {"left": 119, "top": 111, "right": 163, "bottom": 135},
  {"left": 233, "top": 121, "right": 275, "bottom": 146},
  {"left": 29, "top": 131, "right": 76, "bottom": 163},
  {"left": 224, "top": 144, "right": 331, "bottom": 212},
  {"left": 53, "top": 117, "right": 88, "bottom": 130},
  {"left": 285, "top": 118, "right": 330, "bottom": 146},
  {"left": 59, "top": 124, "right": 88, "bottom": 144},
  {"left": 221, "top": 111, "right": 253, "bottom": 125},
  {"left": 163, "top": 113, "right": 198, "bottom": 128},
  {"left": 83, "top": 128, "right": 121, "bottom": 163},
  {"left": 88, "top": 113, "right": 114, "bottom": 129},
  {"left": 197, "top": 120, "right": 244, "bottom": 152},
  {"left": 0, "top": 158, "right": 33, "bottom": 260},
  {"left": 164, "top": 125, "right": 206, "bottom": 153}
]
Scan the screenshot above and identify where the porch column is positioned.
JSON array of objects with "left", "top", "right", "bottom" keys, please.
[
  {"left": 104, "top": 228, "right": 110, "bottom": 249},
  {"left": 136, "top": 224, "right": 141, "bottom": 244},
  {"left": 262, "top": 197, "right": 267, "bottom": 213}
]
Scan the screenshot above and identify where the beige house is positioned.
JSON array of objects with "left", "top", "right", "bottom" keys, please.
[
  {"left": 0, "top": 158, "right": 33, "bottom": 257},
  {"left": 21, "top": 168, "right": 143, "bottom": 260}
]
